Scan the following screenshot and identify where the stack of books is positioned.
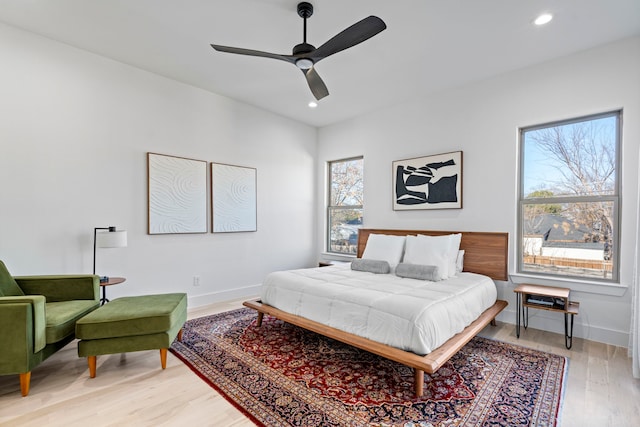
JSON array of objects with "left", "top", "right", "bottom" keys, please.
[{"left": 526, "top": 295, "right": 565, "bottom": 309}]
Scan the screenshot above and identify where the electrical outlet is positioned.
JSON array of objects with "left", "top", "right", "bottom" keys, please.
[{"left": 193, "top": 276, "right": 200, "bottom": 286}]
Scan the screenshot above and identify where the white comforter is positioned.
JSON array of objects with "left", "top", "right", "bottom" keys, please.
[{"left": 261, "top": 263, "right": 497, "bottom": 355}]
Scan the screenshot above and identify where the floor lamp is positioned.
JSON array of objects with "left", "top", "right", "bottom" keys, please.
[{"left": 93, "top": 227, "right": 127, "bottom": 304}]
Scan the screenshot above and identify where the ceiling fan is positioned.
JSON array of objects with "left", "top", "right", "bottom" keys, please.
[{"left": 210, "top": 2, "right": 386, "bottom": 101}]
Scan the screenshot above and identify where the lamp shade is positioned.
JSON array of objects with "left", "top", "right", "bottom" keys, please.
[{"left": 96, "top": 230, "right": 127, "bottom": 248}]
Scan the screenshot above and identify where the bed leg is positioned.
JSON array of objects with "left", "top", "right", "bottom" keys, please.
[
  {"left": 414, "top": 369, "right": 424, "bottom": 397},
  {"left": 490, "top": 317, "right": 497, "bottom": 327},
  {"left": 256, "top": 312, "right": 264, "bottom": 327}
]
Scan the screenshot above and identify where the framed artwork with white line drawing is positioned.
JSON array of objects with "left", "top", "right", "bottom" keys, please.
[
  {"left": 147, "top": 152, "right": 208, "bottom": 234},
  {"left": 211, "top": 162, "right": 257, "bottom": 233},
  {"left": 393, "top": 151, "right": 462, "bottom": 210}
]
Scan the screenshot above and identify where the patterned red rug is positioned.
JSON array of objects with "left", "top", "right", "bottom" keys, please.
[{"left": 171, "top": 308, "right": 566, "bottom": 427}]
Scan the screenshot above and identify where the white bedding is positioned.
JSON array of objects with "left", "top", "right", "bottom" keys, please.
[{"left": 261, "top": 263, "right": 497, "bottom": 355}]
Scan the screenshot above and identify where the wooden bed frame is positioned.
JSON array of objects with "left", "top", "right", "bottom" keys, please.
[{"left": 244, "top": 228, "right": 509, "bottom": 397}]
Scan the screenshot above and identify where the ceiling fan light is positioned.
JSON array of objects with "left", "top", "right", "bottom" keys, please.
[
  {"left": 296, "top": 58, "right": 314, "bottom": 70},
  {"left": 534, "top": 13, "right": 553, "bottom": 26}
]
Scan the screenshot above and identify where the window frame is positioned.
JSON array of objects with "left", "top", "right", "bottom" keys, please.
[
  {"left": 326, "top": 156, "right": 364, "bottom": 255},
  {"left": 516, "top": 110, "right": 622, "bottom": 284}
]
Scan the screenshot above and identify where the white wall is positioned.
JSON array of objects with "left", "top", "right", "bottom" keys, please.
[
  {"left": 317, "top": 37, "right": 640, "bottom": 347},
  {"left": 0, "top": 23, "right": 318, "bottom": 307},
  {"left": 2, "top": 21, "right": 638, "bottom": 347}
]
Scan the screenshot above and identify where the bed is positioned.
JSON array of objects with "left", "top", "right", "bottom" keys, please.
[{"left": 244, "top": 228, "right": 508, "bottom": 397}]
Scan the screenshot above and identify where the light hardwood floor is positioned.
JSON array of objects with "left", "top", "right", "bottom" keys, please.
[{"left": 1, "top": 298, "right": 639, "bottom": 427}]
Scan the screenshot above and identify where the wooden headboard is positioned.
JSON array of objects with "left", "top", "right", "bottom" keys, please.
[{"left": 356, "top": 228, "right": 509, "bottom": 281}]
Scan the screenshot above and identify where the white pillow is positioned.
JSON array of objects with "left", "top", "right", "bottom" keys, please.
[
  {"left": 446, "top": 234, "right": 462, "bottom": 277},
  {"left": 361, "top": 234, "right": 406, "bottom": 269},
  {"left": 416, "top": 233, "right": 461, "bottom": 278},
  {"left": 402, "top": 235, "right": 450, "bottom": 281},
  {"left": 456, "top": 250, "right": 465, "bottom": 273}
]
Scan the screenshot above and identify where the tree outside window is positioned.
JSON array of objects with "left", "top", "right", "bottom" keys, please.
[
  {"left": 518, "top": 111, "right": 621, "bottom": 281},
  {"left": 328, "top": 157, "right": 363, "bottom": 254}
]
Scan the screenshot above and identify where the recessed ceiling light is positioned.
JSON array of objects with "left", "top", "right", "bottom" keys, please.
[
  {"left": 534, "top": 13, "right": 553, "bottom": 26},
  {"left": 308, "top": 101, "right": 318, "bottom": 108}
]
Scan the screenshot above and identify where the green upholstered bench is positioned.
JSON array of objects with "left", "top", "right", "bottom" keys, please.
[{"left": 75, "top": 293, "right": 187, "bottom": 377}]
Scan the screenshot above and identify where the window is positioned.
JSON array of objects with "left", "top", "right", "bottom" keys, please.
[
  {"left": 518, "top": 111, "right": 621, "bottom": 282},
  {"left": 328, "top": 157, "right": 363, "bottom": 254}
]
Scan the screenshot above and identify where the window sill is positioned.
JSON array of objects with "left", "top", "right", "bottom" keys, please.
[
  {"left": 320, "top": 253, "right": 357, "bottom": 263},
  {"left": 509, "top": 273, "right": 627, "bottom": 296}
]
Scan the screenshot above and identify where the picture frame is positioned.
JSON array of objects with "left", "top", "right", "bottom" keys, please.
[
  {"left": 211, "top": 163, "right": 257, "bottom": 233},
  {"left": 393, "top": 151, "right": 463, "bottom": 210},
  {"left": 147, "top": 152, "right": 208, "bottom": 234}
]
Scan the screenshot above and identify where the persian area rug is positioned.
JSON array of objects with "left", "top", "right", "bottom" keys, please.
[{"left": 171, "top": 308, "right": 567, "bottom": 427}]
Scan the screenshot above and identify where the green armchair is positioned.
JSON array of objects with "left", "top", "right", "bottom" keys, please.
[{"left": 0, "top": 260, "right": 100, "bottom": 396}]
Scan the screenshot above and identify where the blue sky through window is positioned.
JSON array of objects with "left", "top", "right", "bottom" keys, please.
[{"left": 522, "top": 115, "right": 616, "bottom": 197}]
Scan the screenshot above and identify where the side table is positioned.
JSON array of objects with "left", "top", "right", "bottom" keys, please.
[
  {"left": 99, "top": 277, "right": 126, "bottom": 305},
  {"left": 514, "top": 283, "right": 579, "bottom": 349}
]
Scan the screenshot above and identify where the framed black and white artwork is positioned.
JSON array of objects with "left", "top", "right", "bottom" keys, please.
[
  {"left": 392, "top": 151, "right": 462, "bottom": 210},
  {"left": 211, "top": 163, "right": 257, "bottom": 233}
]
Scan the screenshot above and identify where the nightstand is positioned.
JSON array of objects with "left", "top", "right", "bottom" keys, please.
[{"left": 514, "top": 283, "right": 579, "bottom": 349}]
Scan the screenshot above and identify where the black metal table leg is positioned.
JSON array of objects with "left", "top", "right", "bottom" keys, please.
[
  {"left": 100, "top": 286, "right": 109, "bottom": 305},
  {"left": 564, "top": 313, "right": 574, "bottom": 349},
  {"left": 516, "top": 292, "right": 521, "bottom": 338}
]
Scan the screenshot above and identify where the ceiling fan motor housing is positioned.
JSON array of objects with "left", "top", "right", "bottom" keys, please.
[
  {"left": 297, "top": 2, "right": 313, "bottom": 18},
  {"left": 293, "top": 43, "right": 315, "bottom": 55},
  {"left": 294, "top": 3, "right": 315, "bottom": 69}
]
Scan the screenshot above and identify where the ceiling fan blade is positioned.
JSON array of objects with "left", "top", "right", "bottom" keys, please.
[
  {"left": 211, "top": 44, "right": 296, "bottom": 65},
  {"left": 303, "top": 67, "right": 329, "bottom": 100},
  {"left": 308, "top": 16, "right": 386, "bottom": 63}
]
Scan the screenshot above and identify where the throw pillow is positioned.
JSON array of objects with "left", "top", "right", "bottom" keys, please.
[
  {"left": 395, "top": 263, "right": 439, "bottom": 281},
  {"left": 351, "top": 259, "right": 391, "bottom": 274}
]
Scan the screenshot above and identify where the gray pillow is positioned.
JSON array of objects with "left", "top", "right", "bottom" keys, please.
[
  {"left": 395, "top": 263, "right": 439, "bottom": 281},
  {"left": 351, "top": 259, "right": 391, "bottom": 274}
]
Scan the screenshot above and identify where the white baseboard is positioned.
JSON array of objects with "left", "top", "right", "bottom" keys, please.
[
  {"left": 496, "top": 307, "right": 630, "bottom": 348},
  {"left": 187, "top": 284, "right": 261, "bottom": 309}
]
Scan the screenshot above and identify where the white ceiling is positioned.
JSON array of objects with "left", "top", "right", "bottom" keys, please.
[{"left": 1, "top": 0, "right": 639, "bottom": 127}]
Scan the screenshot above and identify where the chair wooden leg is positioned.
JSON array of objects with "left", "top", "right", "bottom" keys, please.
[
  {"left": 19, "top": 372, "right": 31, "bottom": 397},
  {"left": 160, "top": 348, "right": 167, "bottom": 369},
  {"left": 177, "top": 328, "right": 183, "bottom": 342},
  {"left": 88, "top": 356, "right": 97, "bottom": 378}
]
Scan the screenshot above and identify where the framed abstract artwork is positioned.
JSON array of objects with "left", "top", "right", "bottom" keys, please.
[
  {"left": 211, "top": 163, "right": 257, "bottom": 233},
  {"left": 147, "top": 152, "right": 208, "bottom": 234},
  {"left": 392, "top": 151, "right": 463, "bottom": 210}
]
